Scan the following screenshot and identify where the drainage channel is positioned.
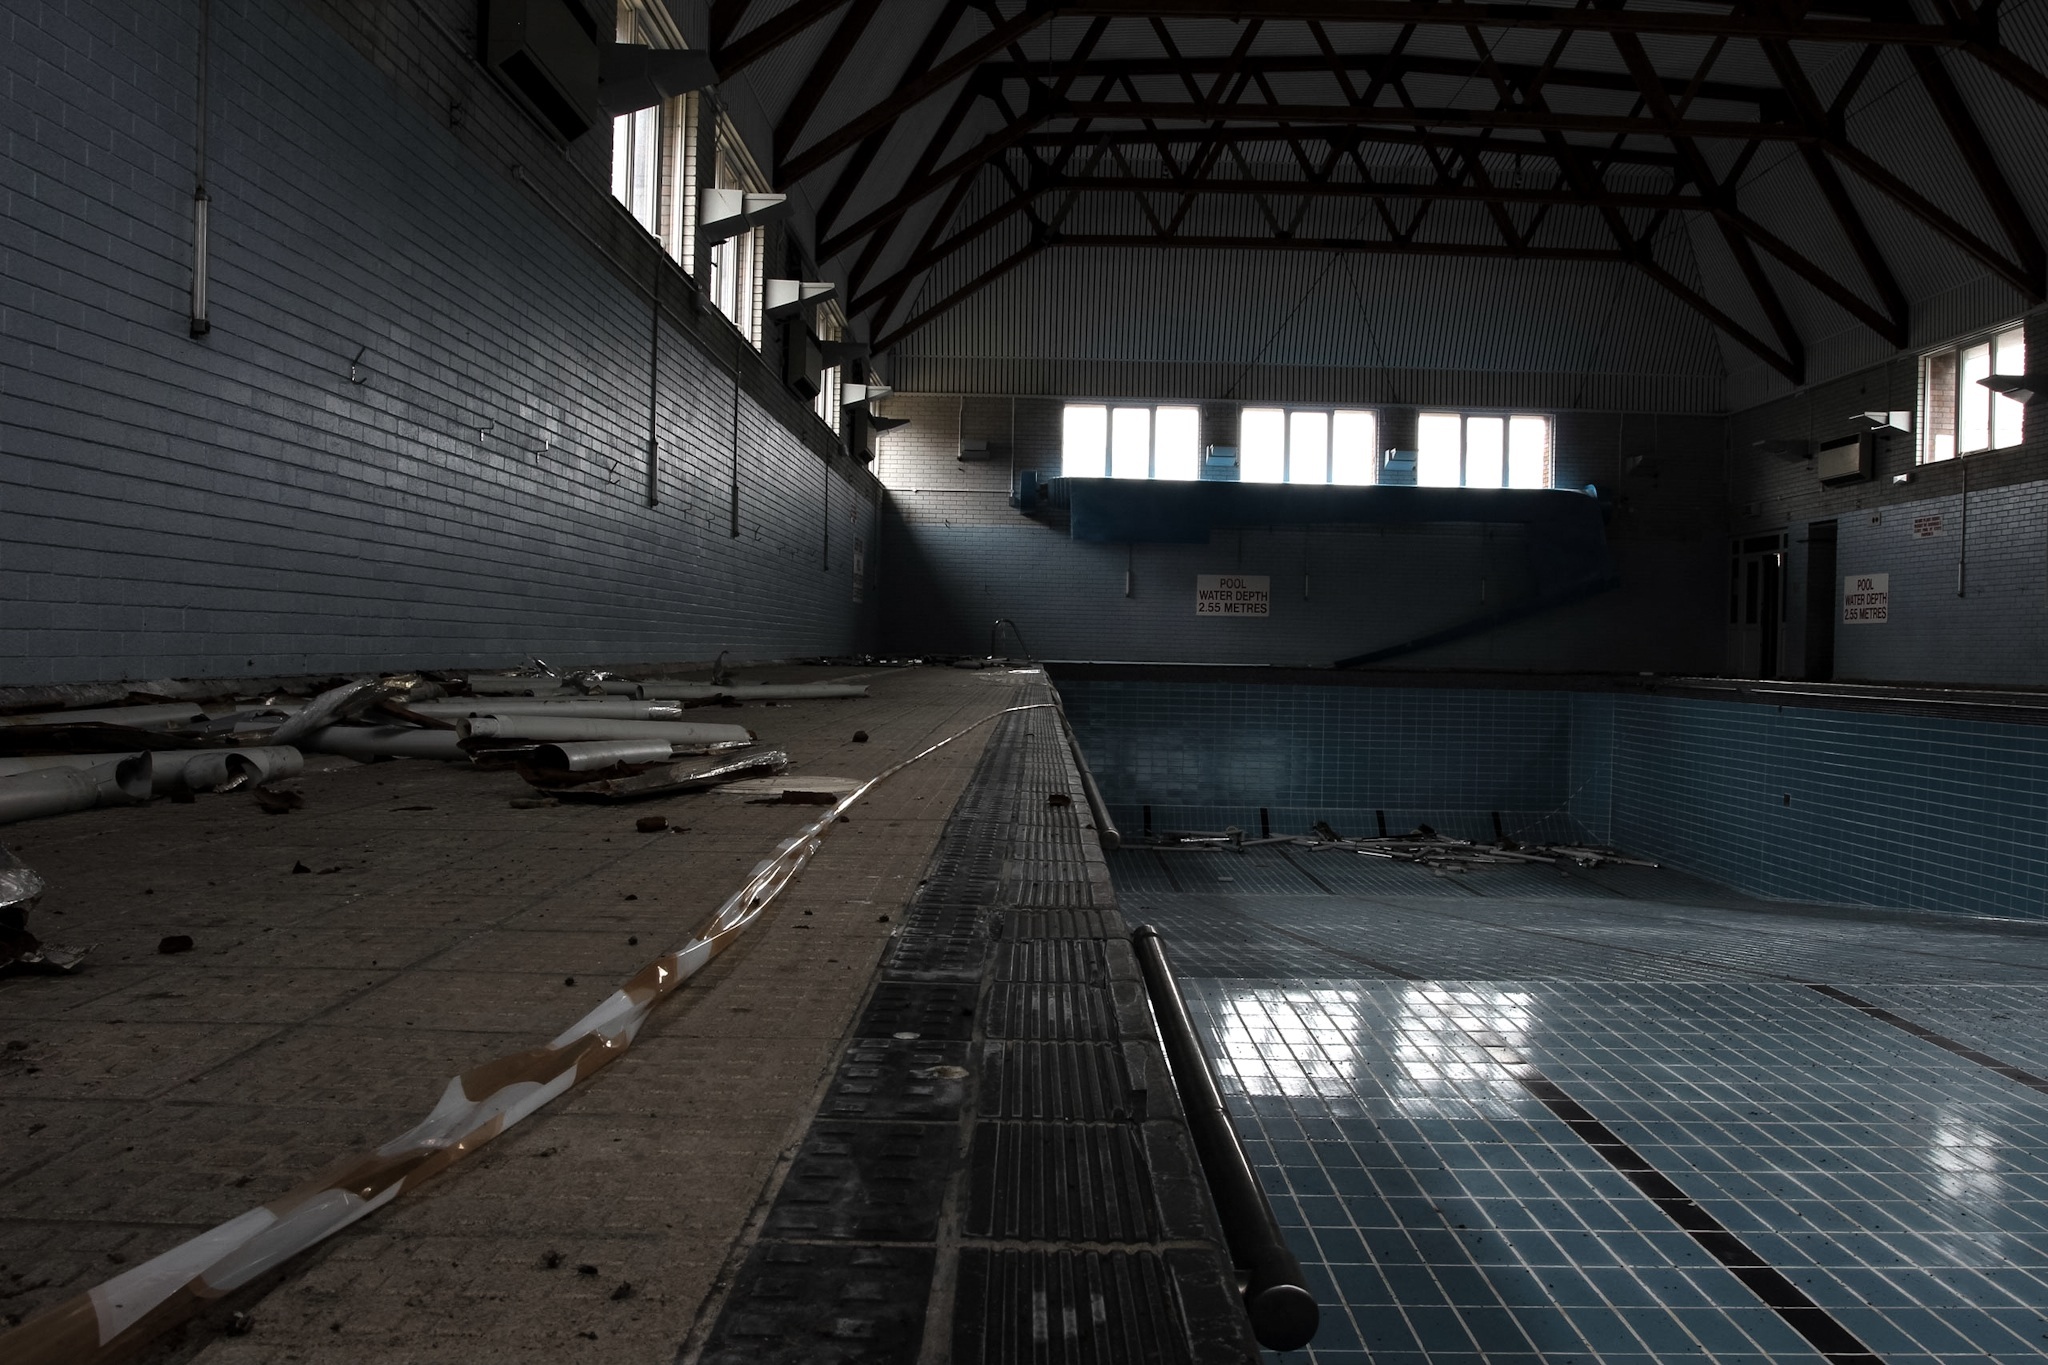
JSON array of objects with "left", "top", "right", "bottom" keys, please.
[{"left": 687, "top": 691, "right": 1252, "bottom": 1364}]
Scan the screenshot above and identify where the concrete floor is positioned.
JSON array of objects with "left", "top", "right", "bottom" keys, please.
[
  {"left": 0, "top": 666, "right": 1025, "bottom": 1362},
  {"left": 1115, "top": 846, "right": 2048, "bottom": 1364}
]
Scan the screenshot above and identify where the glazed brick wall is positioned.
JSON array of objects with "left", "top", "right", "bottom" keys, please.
[{"left": 0, "top": 0, "right": 876, "bottom": 685}]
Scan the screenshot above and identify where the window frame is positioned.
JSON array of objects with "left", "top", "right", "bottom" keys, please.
[
  {"left": 609, "top": 2, "right": 693, "bottom": 265},
  {"left": 1059, "top": 402, "right": 1202, "bottom": 480},
  {"left": 707, "top": 123, "right": 769, "bottom": 348},
  {"left": 1415, "top": 410, "right": 1553, "bottom": 489},
  {"left": 1919, "top": 322, "right": 2026, "bottom": 464},
  {"left": 1237, "top": 405, "right": 1381, "bottom": 485},
  {"left": 813, "top": 302, "right": 846, "bottom": 434}
]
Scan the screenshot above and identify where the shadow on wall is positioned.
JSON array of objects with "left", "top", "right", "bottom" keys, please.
[{"left": 882, "top": 514, "right": 1723, "bottom": 672}]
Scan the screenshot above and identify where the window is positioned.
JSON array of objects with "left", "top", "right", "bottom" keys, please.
[
  {"left": 1417, "top": 412, "right": 1551, "bottom": 488},
  {"left": 609, "top": 2, "right": 692, "bottom": 258},
  {"left": 1060, "top": 404, "right": 1201, "bottom": 479},
  {"left": 709, "top": 126, "right": 767, "bottom": 347},
  {"left": 1239, "top": 407, "right": 1379, "bottom": 484},
  {"left": 813, "top": 303, "right": 846, "bottom": 434},
  {"left": 1921, "top": 323, "right": 2025, "bottom": 462}
]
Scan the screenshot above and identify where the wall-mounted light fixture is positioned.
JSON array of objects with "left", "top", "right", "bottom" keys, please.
[
  {"left": 1855, "top": 410, "right": 1912, "bottom": 432},
  {"left": 700, "top": 189, "right": 788, "bottom": 243},
  {"left": 597, "top": 44, "right": 715, "bottom": 115},
  {"left": 1977, "top": 373, "right": 2044, "bottom": 404},
  {"left": 842, "top": 382, "right": 893, "bottom": 406},
  {"left": 763, "top": 279, "right": 837, "bottom": 320}
]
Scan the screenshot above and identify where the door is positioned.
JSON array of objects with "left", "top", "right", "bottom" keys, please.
[
  {"left": 1802, "top": 520, "right": 1838, "bottom": 682},
  {"left": 1727, "top": 531, "right": 1787, "bottom": 677}
]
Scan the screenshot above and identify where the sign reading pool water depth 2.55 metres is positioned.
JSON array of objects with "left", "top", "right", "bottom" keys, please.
[
  {"left": 1843, "top": 572, "right": 1888, "bottom": 624},
  {"left": 1196, "top": 574, "right": 1270, "bottom": 616}
]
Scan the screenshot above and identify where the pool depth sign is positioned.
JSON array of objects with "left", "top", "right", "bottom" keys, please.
[{"left": 1196, "top": 574, "right": 1270, "bottom": 616}]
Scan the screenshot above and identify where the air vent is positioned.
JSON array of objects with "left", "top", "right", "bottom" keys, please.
[
  {"left": 784, "top": 327, "right": 822, "bottom": 400},
  {"left": 1817, "top": 433, "right": 1873, "bottom": 485},
  {"left": 480, "top": 0, "right": 601, "bottom": 143}
]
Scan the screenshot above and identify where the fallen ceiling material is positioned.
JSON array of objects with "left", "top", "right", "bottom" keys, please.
[
  {"left": 1149, "top": 823, "right": 1657, "bottom": 871},
  {"left": 0, "top": 701, "right": 1052, "bottom": 1365},
  {"left": 0, "top": 846, "right": 85, "bottom": 973},
  {"left": 0, "top": 663, "right": 860, "bottom": 823}
]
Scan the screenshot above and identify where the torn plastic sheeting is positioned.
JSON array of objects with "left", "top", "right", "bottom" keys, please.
[
  {"left": 547, "top": 748, "right": 790, "bottom": 801},
  {"left": 302, "top": 726, "right": 467, "bottom": 762},
  {"left": 407, "top": 700, "right": 689, "bottom": 722},
  {"left": 456, "top": 715, "right": 753, "bottom": 746},
  {"left": 0, "top": 755, "right": 153, "bottom": 826},
  {"left": 0, "top": 699, "right": 1054, "bottom": 1365}
]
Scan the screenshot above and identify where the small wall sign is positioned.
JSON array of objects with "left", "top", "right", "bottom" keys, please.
[
  {"left": 1843, "top": 572, "right": 1888, "bottom": 624},
  {"left": 1910, "top": 513, "right": 1944, "bottom": 539},
  {"left": 1196, "top": 574, "right": 1270, "bottom": 617}
]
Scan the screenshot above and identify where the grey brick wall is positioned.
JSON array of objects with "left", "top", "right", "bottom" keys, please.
[
  {"left": 0, "top": 0, "right": 876, "bottom": 685},
  {"left": 873, "top": 394, "right": 1728, "bottom": 670}
]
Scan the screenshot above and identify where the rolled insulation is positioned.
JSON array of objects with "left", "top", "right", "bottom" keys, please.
[
  {"left": 302, "top": 725, "right": 467, "bottom": 761},
  {"left": 0, "top": 755, "right": 152, "bottom": 825},
  {"left": 457, "top": 715, "right": 752, "bottom": 746}
]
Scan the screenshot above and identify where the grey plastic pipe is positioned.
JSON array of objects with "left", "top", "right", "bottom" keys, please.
[
  {"left": 0, "top": 755, "right": 154, "bottom": 825},
  {"left": 303, "top": 726, "right": 467, "bottom": 761},
  {"left": 530, "top": 740, "right": 681, "bottom": 771},
  {"left": 167, "top": 746, "right": 304, "bottom": 793},
  {"left": 408, "top": 700, "right": 687, "bottom": 722},
  {"left": 639, "top": 683, "right": 868, "bottom": 701},
  {"left": 457, "top": 716, "right": 753, "bottom": 745},
  {"left": 0, "top": 704, "right": 212, "bottom": 730}
]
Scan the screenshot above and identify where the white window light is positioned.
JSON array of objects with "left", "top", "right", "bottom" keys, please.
[
  {"left": 1060, "top": 403, "right": 1200, "bottom": 479},
  {"left": 1062, "top": 404, "right": 1108, "bottom": 478},
  {"left": 1419, "top": 412, "right": 1553, "bottom": 488},
  {"left": 1240, "top": 408, "right": 1287, "bottom": 483},
  {"left": 1154, "top": 407, "right": 1200, "bottom": 480},
  {"left": 1109, "top": 407, "right": 1151, "bottom": 479},
  {"left": 1922, "top": 323, "right": 2025, "bottom": 463},
  {"left": 1331, "top": 411, "right": 1377, "bottom": 485}
]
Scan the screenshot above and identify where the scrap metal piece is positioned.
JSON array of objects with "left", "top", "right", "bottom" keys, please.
[
  {"left": 550, "top": 749, "right": 790, "bottom": 801},
  {"left": 302, "top": 725, "right": 467, "bottom": 762},
  {"left": 457, "top": 715, "right": 753, "bottom": 746},
  {"left": 0, "top": 845, "right": 86, "bottom": 973}
]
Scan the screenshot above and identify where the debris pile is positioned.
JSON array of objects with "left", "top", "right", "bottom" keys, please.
[{"left": 1145, "top": 820, "right": 1656, "bottom": 872}]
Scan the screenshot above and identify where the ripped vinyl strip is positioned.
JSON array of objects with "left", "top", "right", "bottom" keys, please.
[{"left": 0, "top": 702, "right": 1054, "bottom": 1365}]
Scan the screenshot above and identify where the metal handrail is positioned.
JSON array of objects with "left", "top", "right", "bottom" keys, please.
[
  {"left": 1131, "top": 926, "right": 1319, "bottom": 1352},
  {"left": 989, "top": 617, "right": 1032, "bottom": 661},
  {"left": 1053, "top": 702, "right": 1120, "bottom": 852}
]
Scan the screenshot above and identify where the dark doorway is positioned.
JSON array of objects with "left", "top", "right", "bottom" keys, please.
[
  {"left": 1803, "top": 519, "right": 1838, "bottom": 682},
  {"left": 1727, "top": 532, "right": 1787, "bottom": 678}
]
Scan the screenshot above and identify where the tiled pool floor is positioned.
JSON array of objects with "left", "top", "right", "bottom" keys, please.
[{"left": 1110, "top": 848, "right": 2048, "bottom": 1363}]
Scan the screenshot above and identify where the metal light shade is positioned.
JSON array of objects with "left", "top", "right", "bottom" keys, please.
[
  {"left": 597, "top": 45, "right": 716, "bottom": 114},
  {"left": 1978, "top": 374, "right": 2041, "bottom": 404},
  {"left": 699, "top": 189, "right": 788, "bottom": 244},
  {"left": 1856, "top": 410, "right": 1912, "bottom": 432},
  {"left": 763, "top": 279, "right": 837, "bottom": 320}
]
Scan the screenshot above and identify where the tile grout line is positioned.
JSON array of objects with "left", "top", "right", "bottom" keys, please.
[{"left": 1804, "top": 981, "right": 2048, "bottom": 1096}]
